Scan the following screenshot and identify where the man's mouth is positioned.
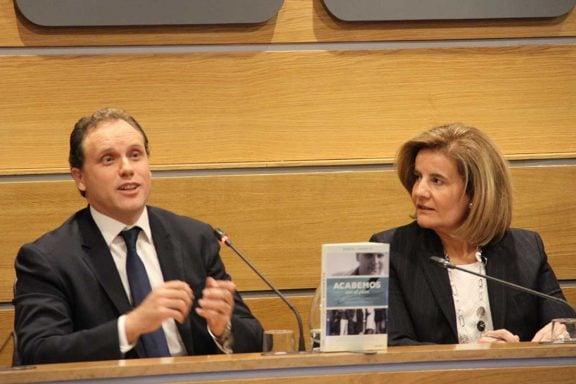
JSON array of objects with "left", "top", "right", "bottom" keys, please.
[{"left": 119, "top": 183, "right": 139, "bottom": 191}]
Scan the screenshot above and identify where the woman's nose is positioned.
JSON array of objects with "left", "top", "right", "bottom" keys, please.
[{"left": 413, "top": 180, "right": 430, "bottom": 197}]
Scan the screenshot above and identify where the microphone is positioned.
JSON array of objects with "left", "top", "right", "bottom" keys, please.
[
  {"left": 214, "top": 228, "right": 306, "bottom": 352},
  {"left": 429, "top": 256, "right": 574, "bottom": 311}
]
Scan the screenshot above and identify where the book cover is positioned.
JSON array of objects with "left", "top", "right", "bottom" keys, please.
[{"left": 320, "top": 242, "right": 389, "bottom": 352}]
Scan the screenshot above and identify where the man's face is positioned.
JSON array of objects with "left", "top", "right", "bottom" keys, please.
[
  {"left": 71, "top": 119, "right": 151, "bottom": 225},
  {"left": 357, "top": 253, "right": 383, "bottom": 275}
]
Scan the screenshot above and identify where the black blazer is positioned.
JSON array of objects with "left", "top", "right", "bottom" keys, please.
[
  {"left": 14, "top": 206, "right": 263, "bottom": 364},
  {"left": 370, "top": 221, "right": 575, "bottom": 346}
]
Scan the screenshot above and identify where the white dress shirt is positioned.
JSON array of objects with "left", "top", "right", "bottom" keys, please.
[{"left": 90, "top": 206, "right": 186, "bottom": 356}]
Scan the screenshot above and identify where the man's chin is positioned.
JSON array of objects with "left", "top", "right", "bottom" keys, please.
[{"left": 113, "top": 203, "right": 146, "bottom": 222}]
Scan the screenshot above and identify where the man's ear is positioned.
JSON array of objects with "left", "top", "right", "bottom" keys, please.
[{"left": 70, "top": 167, "right": 86, "bottom": 194}]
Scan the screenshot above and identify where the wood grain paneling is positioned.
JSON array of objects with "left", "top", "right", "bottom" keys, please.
[
  {"left": 244, "top": 296, "right": 313, "bottom": 343},
  {"left": 0, "top": 308, "right": 14, "bottom": 368},
  {"left": 1, "top": 0, "right": 576, "bottom": 47},
  {"left": 189, "top": 366, "right": 576, "bottom": 384},
  {"left": 1, "top": 166, "right": 575, "bottom": 302},
  {"left": 512, "top": 167, "right": 576, "bottom": 279},
  {"left": 1, "top": 46, "right": 576, "bottom": 175},
  {"left": 564, "top": 287, "right": 576, "bottom": 308}
]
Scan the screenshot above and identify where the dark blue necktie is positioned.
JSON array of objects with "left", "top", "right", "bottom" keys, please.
[{"left": 121, "top": 227, "right": 171, "bottom": 357}]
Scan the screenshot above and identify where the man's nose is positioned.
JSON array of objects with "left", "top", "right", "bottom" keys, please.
[{"left": 119, "top": 157, "right": 134, "bottom": 175}]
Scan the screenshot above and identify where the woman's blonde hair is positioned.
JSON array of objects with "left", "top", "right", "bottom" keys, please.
[{"left": 396, "top": 123, "right": 512, "bottom": 245}]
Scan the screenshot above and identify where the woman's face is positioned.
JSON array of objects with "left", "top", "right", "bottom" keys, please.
[{"left": 411, "top": 149, "right": 471, "bottom": 237}]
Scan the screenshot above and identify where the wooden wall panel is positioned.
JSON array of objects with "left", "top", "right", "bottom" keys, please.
[
  {"left": 246, "top": 296, "right": 313, "bottom": 340},
  {"left": 0, "top": 308, "right": 14, "bottom": 367},
  {"left": 565, "top": 287, "right": 576, "bottom": 308},
  {"left": 181, "top": 366, "right": 576, "bottom": 384},
  {"left": 1, "top": 166, "right": 575, "bottom": 302},
  {"left": 1, "top": 0, "right": 576, "bottom": 47},
  {"left": 1, "top": 46, "right": 576, "bottom": 175},
  {"left": 512, "top": 166, "right": 576, "bottom": 279}
]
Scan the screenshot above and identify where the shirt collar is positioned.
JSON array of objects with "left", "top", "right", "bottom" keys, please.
[{"left": 90, "top": 206, "right": 153, "bottom": 246}]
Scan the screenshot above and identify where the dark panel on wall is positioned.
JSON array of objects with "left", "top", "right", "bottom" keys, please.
[
  {"left": 15, "top": 0, "right": 284, "bottom": 26},
  {"left": 323, "top": 0, "right": 576, "bottom": 21}
]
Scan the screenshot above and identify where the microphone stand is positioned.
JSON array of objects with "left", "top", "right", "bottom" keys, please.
[
  {"left": 215, "top": 228, "right": 307, "bottom": 352},
  {"left": 430, "top": 256, "right": 573, "bottom": 310}
]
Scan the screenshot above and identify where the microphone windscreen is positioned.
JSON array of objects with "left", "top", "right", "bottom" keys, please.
[
  {"left": 430, "top": 256, "right": 453, "bottom": 269},
  {"left": 213, "top": 228, "right": 226, "bottom": 241}
]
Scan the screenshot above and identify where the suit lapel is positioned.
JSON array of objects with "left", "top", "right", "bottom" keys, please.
[
  {"left": 148, "top": 207, "right": 194, "bottom": 354},
  {"left": 148, "top": 208, "right": 185, "bottom": 284},
  {"left": 417, "top": 230, "right": 459, "bottom": 338},
  {"left": 77, "top": 209, "right": 132, "bottom": 315},
  {"left": 484, "top": 242, "right": 508, "bottom": 329},
  {"left": 77, "top": 208, "right": 147, "bottom": 357}
]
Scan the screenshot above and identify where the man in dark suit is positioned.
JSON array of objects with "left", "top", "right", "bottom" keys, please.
[{"left": 14, "top": 107, "right": 263, "bottom": 365}]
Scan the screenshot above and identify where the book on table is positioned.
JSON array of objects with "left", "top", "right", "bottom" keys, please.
[{"left": 319, "top": 242, "right": 389, "bottom": 352}]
